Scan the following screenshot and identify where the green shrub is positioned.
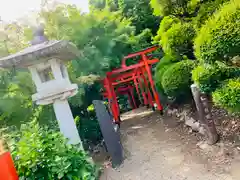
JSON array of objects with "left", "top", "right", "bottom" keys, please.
[
  {"left": 154, "top": 55, "right": 178, "bottom": 88},
  {"left": 192, "top": 63, "right": 240, "bottom": 93},
  {"left": 161, "top": 23, "right": 196, "bottom": 59},
  {"left": 78, "top": 117, "right": 103, "bottom": 148},
  {"left": 213, "top": 78, "right": 240, "bottom": 113},
  {"left": 6, "top": 120, "right": 99, "bottom": 180},
  {"left": 150, "top": 0, "right": 172, "bottom": 16},
  {"left": 155, "top": 55, "right": 179, "bottom": 71},
  {"left": 227, "top": 66, "right": 240, "bottom": 77},
  {"left": 155, "top": 64, "right": 174, "bottom": 89},
  {"left": 153, "top": 16, "right": 180, "bottom": 44},
  {"left": 193, "top": 0, "right": 229, "bottom": 28},
  {"left": 162, "top": 60, "right": 195, "bottom": 99},
  {"left": 150, "top": 0, "right": 190, "bottom": 17},
  {"left": 194, "top": 0, "right": 240, "bottom": 64}
]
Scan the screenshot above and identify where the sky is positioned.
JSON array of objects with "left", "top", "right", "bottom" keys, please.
[{"left": 0, "top": 0, "right": 89, "bottom": 22}]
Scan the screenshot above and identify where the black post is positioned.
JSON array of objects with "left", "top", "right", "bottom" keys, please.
[{"left": 93, "top": 100, "right": 123, "bottom": 167}]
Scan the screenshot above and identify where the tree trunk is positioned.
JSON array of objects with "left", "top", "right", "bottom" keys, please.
[{"left": 191, "top": 84, "right": 218, "bottom": 145}]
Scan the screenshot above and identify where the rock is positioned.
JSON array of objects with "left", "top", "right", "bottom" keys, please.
[
  {"left": 199, "top": 126, "right": 206, "bottom": 135},
  {"left": 165, "top": 128, "right": 170, "bottom": 132},
  {"left": 167, "top": 109, "right": 173, "bottom": 116},
  {"left": 176, "top": 112, "right": 181, "bottom": 118},
  {"left": 185, "top": 117, "right": 196, "bottom": 127},
  {"left": 188, "top": 128, "right": 193, "bottom": 134},
  {"left": 197, "top": 141, "right": 213, "bottom": 151},
  {"left": 179, "top": 115, "right": 185, "bottom": 122},
  {"left": 172, "top": 109, "right": 178, "bottom": 116},
  {"left": 191, "top": 122, "right": 200, "bottom": 132}
]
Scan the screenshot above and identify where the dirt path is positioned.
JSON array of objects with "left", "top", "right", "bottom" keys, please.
[{"left": 100, "top": 108, "right": 240, "bottom": 180}]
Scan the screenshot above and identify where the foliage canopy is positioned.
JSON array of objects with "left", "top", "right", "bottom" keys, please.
[
  {"left": 161, "top": 22, "right": 196, "bottom": 59},
  {"left": 194, "top": 0, "right": 240, "bottom": 64}
]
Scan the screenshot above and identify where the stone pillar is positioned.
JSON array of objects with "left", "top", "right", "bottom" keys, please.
[
  {"left": 53, "top": 99, "right": 82, "bottom": 147},
  {"left": 191, "top": 84, "right": 218, "bottom": 145}
]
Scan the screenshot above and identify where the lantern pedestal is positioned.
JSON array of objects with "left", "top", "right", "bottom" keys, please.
[
  {"left": 0, "top": 26, "right": 83, "bottom": 146},
  {"left": 53, "top": 99, "right": 82, "bottom": 146}
]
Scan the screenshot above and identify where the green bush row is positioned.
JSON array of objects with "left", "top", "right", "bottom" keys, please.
[
  {"left": 155, "top": 60, "right": 240, "bottom": 113},
  {"left": 193, "top": 0, "right": 240, "bottom": 113},
  {"left": 153, "top": 0, "right": 240, "bottom": 113}
]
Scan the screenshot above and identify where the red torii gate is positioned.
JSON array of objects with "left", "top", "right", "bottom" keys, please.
[
  {"left": 102, "top": 85, "right": 137, "bottom": 110},
  {"left": 101, "top": 45, "right": 163, "bottom": 124}
]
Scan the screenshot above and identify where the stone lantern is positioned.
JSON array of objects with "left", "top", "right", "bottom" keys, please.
[{"left": 0, "top": 26, "right": 82, "bottom": 145}]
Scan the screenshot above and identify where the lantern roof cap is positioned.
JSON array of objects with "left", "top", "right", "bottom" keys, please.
[{"left": 0, "top": 25, "right": 81, "bottom": 68}]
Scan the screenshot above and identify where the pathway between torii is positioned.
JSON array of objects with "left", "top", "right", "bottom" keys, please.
[{"left": 100, "top": 108, "right": 240, "bottom": 180}]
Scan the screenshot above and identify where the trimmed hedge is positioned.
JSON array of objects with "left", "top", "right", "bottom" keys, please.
[
  {"left": 155, "top": 55, "right": 178, "bottom": 71},
  {"left": 155, "top": 64, "right": 173, "bottom": 90},
  {"left": 193, "top": 0, "right": 229, "bottom": 28},
  {"left": 161, "top": 22, "right": 196, "bottom": 59},
  {"left": 213, "top": 78, "right": 240, "bottom": 113},
  {"left": 192, "top": 64, "right": 222, "bottom": 93},
  {"left": 154, "top": 55, "right": 178, "bottom": 91},
  {"left": 192, "top": 63, "right": 240, "bottom": 93},
  {"left": 194, "top": 0, "right": 240, "bottom": 64},
  {"left": 153, "top": 16, "right": 180, "bottom": 44},
  {"left": 161, "top": 60, "right": 195, "bottom": 99}
]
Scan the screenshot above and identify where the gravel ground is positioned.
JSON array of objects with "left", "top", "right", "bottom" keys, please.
[{"left": 100, "top": 108, "right": 240, "bottom": 180}]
